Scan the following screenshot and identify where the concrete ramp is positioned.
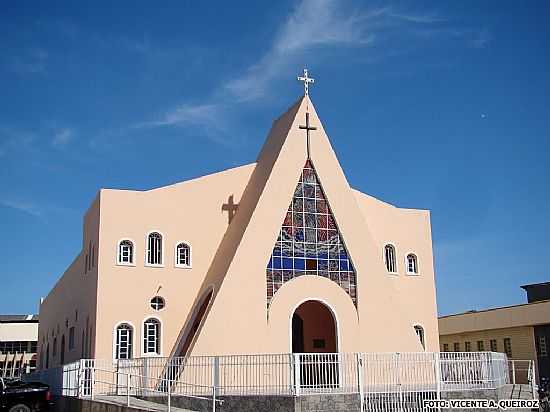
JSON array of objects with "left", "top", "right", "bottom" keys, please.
[
  {"left": 51, "top": 395, "right": 197, "bottom": 412},
  {"left": 96, "top": 395, "right": 197, "bottom": 411}
]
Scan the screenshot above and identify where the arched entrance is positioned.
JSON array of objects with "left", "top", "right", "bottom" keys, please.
[{"left": 291, "top": 300, "right": 338, "bottom": 353}]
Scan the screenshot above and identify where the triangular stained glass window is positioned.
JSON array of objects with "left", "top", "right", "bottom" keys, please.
[{"left": 266, "top": 160, "right": 357, "bottom": 306}]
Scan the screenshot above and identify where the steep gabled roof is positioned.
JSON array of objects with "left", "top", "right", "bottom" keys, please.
[{"left": 170, "top": 95, "right": 421, "bottom": 356}]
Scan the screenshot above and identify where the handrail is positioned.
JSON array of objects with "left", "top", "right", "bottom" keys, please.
[
  {"left": 93, "top": 367, "right": 216, "bottom": 392},
  {"left": 26, "top": 351, "right": 520, "bottom": 411},
  {"left": 89, "top": 366, "right": 223, "bottom": 411}
]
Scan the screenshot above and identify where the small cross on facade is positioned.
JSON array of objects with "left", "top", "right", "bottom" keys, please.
[
  {"left": 299, "top": 112, "right": 317, "bottom": 159},
  {"left": 222, "top": 195, "right": 239, "bottom": 224},
  {"left": 297, "top": 68, "right": 315, "bottom": 96}
]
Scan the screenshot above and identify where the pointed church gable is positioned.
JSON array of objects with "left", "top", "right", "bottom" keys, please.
[{"left": 266, "top": 159, "right": 357, "bottom": 306}]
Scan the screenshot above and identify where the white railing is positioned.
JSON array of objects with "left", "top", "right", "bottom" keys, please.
[
  {"left": 508, "top": 359, "right": 537, "bottom": 399},
  {"left": 25, "top": 352, "right": 515, "bottom": 410}
]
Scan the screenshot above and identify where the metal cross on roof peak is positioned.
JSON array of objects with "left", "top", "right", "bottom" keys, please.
[{"left": 297, "top": 68, "right": 315, "bottom": 96}]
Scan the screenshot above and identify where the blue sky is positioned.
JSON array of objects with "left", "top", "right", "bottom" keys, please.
[{"left": 1, "top": 1, "right": 548, "bottom": 316}]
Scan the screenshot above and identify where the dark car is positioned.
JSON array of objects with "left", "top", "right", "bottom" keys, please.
[{"left": 0, "top": 378, "right": 51, "bottom": 412}]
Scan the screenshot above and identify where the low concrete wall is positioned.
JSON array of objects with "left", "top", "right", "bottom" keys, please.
[
  {"left": 51, "top": 396, "right": 148, "bottom": 412},
  {"left": 53, "top": 385, "right": 536, "bottom": 412},
  {"left": 142, "top": 394, "right": 362, "bottom": 412},
  {"left": 141, "top": 395, "right": 295, "bottom": 412},
  {"left": 295, "top": 394, "right": 361, "bottom": 412}
]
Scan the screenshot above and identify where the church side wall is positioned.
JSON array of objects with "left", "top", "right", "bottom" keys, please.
[
  {"left": 353, "top": 191, "right": 440, "bottom": 352},
  {"left": 93, "top": 165, "right": 255, "bottom": 361},
  {"left": 37, "top": 194, "right": 100, "bottom": 369}
]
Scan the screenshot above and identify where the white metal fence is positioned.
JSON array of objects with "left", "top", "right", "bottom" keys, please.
[{"left": 24, "top": 352, "right": 518, "bottom": 411}]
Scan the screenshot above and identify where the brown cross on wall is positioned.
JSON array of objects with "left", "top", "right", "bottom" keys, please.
[
  {"left": 222, "top": 195, "right": 239, "bottom": 224},
  {"left": 299, "top": 112, "right": 317, "bottom": 159}
]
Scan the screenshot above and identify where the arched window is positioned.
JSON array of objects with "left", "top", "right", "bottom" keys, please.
[
  {"left": 60, "top": 335, "right": 65, "bottom": 364},
  {"left": 406, "top": 253, "right": 418, "bottom": 274},
  {"left": 384, "top": 244, "right": 397, "bottom": 273},
  {"left": 143, "top": 318, "right": 161, "bottom": 355},
  {"left": 175, "top": 242, "right": 191, "bottom": 267},
  {"left": 150, "top": 296, "right": 165, "bottom": 311},
  {"left": 147, "top": 232, "right": 163, "bottom": 265},
  {"left": 118, "top": 240, "right": 134, "bottom": 265},
  {"left": 414, "top": 325, "right": 425, "bottom": 350},
  {"left": 81, "top": 330, "right": 85, "bottom": 357},
  {"left": 115, "top": 323, "right": 133, "bottom": 359}
]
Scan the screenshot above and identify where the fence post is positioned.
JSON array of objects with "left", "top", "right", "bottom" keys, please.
[
  {"left": 91, "top": 365, "right": 95, "bottom": 401},
  {"left": 293, "top": 354, "right": 301, "bottom": 396},
  {"left": 356, "top": 353, "right": 364, "bottom": 412},
  {"left": 213, "top": 356, "right": 219, "bottom": 412},
  {"left": 167, "top": 378, "right": 171, "bottom": 412},
  {"left": 212, "top": 384, "right": 216, "bottom": 412},
  {"left": 126, "top": 373, "right": 130, "bottom": 406},
  {"left": 213, "top": 356, "right": 220, "bottom": 397},
  {"left": 531, "top": 361, "right": 537, "bottom": 400},
  {"left": 435, "top": 353, "right": 441, "bottom": 400},
  {"left": 77, "top": 359, "right": 84, "bottom": 398}
]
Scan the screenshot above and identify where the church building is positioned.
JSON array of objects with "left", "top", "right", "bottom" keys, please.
[{"left": 37, "top": 73, "right": 439, "bottom": 368}]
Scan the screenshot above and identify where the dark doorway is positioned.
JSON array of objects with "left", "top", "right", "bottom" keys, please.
[
  {"left": 291, "top": 300, "right": 337, "bottom": 353},
  {"left": 292, "top": 314, "right": 304, "bottom": 353},
  {"left": 291, "top": 300, "right": 339, "bottom": 388}
]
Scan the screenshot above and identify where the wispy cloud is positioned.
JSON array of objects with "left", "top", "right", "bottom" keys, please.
[
  {"left": 52, "top": 128, "right": 75, "bottom": 147},
  {"left": 135, "top": 103, "right": 236, "bottom": 146},
  {"left": 0, "top": 198, "right": 42, "bottom": 217},
  {"left": 0, "top": 196, "right": 79, "bottom": 221},
  {"left": 135, "top": 1, "right": 480, "bottom": 143},
  {"left": 142, "top": 0, "right": 387, "bottom": 137},
  {"left": 5, "top": 48, "right": 48, "bottom": 74},
  {"left": 226, "top": 0, "right": 375, "bottom": 102},
  {"left": 471, "top": 29, "right": 492, "bottom": 49},
  {"left": 0, "top": 127, "right": 35, "bottom": 157},
  {"left": 142, "top": 103, "right": 222, "bottom": 128}
]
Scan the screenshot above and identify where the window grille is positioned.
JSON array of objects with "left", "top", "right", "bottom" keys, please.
[
  {"left": 406, "top": 254, "right": 418, "bottom": 274},
  {"left": 503, "top": 338, "right": 512, "bottom": 357},
  {"left": 118, "top": 240, "right": 134, "bottom": 264},
  {"left": 150, "top": 296, "right": 165, "bottom": 311},
  {"left": 147, "top": 233, "right": 162, "bottom": 265},
  {"left": 143, "top": 318, "right": 161, "bottom": 355},
  {"left": 539, "top": 336, "right": 548, "bottom": 357},
  {"left": 176, "top": 243, "right": 191, "bottom": 267},
  {"left": 385, "top": 245, "right": 397, "bottom": 273},
  {"left": 115, "top": 324, "right": 133, "bottom": 359}
]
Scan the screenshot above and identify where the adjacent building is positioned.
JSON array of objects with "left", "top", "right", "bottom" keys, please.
[
  {"left": 37, "top": 91, "right": 439, "bottom": 369},
  {"left": 0, "top": 315, "right": 38, "bottom": 377},
  {"left": 439, "top": 282, "right": 550, "bottom": 381}
]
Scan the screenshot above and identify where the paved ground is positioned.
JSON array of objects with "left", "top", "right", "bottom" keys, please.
[{"left": 502, "top": 384, "right": 536, "bottom": 400}]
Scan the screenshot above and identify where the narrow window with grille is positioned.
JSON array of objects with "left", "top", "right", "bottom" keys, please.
[{"left": 147, "top": 233, "right": 163, "bottom": 265}]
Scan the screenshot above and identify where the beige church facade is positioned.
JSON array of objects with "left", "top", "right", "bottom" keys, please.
[{"left": 37, "top": 93, "right": 439, "bottom": 369}]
